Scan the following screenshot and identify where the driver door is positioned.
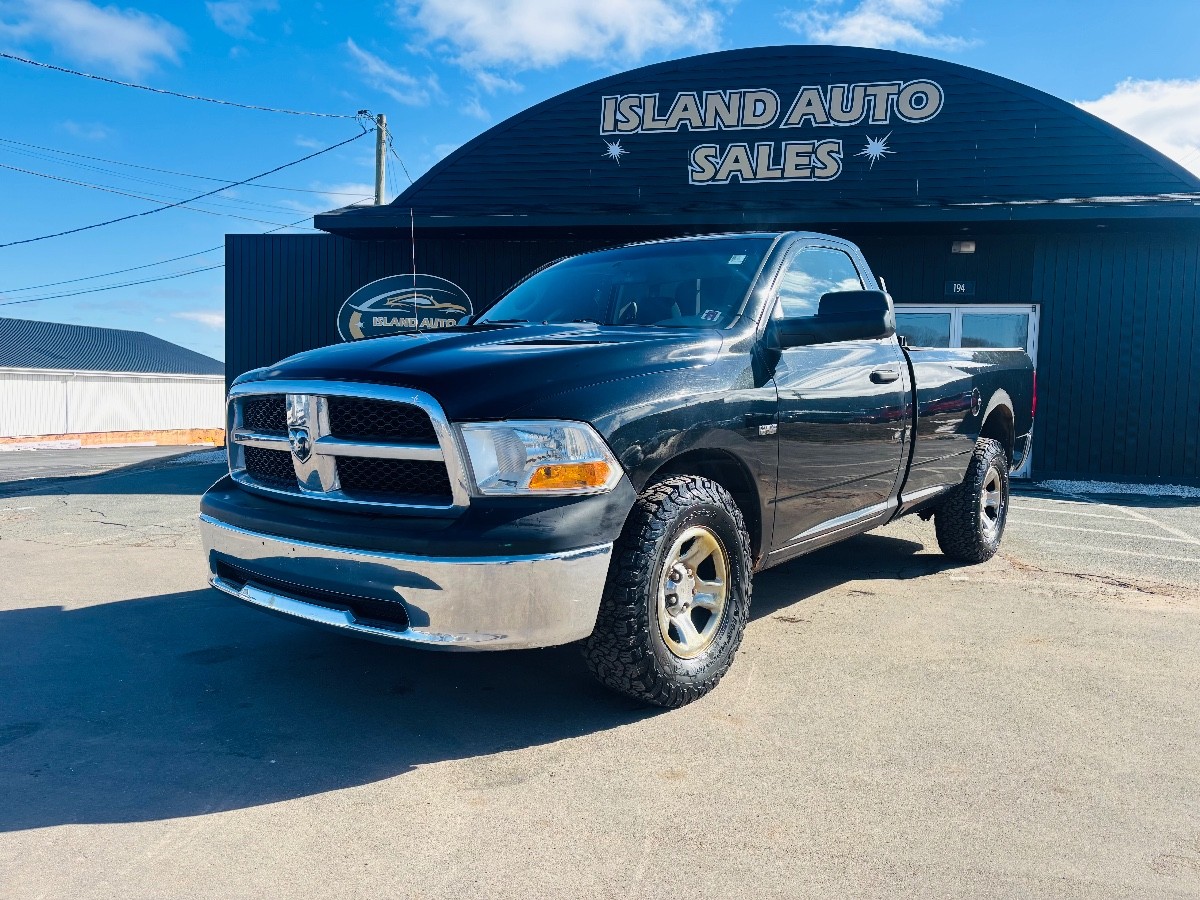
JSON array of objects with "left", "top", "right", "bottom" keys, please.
[{"left": 768, "top": 245, "right": 909, "bottom": 555}]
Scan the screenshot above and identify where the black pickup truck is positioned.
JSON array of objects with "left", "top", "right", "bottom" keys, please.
[{"left": 201, "top": 232, "right": 1034, "bottom": 707}]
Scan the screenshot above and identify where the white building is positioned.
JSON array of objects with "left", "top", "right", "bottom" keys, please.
[{"left": 0, "top": 317, "right": 225, "bottom": 447}]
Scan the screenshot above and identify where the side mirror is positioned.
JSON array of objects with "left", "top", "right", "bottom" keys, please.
[{"left": 774, "top": 290, "right": 896, "bottom": 348}]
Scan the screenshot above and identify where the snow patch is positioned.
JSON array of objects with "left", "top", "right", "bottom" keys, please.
[
  {"left": 1040, "top": 479, "right": 1200, "bottom": 499},
  {"left": 0, "top": 440, "right": 82, "bottom": 451},
  {"left": 168, "top": 449, "right": 227, "bottom": 466}
]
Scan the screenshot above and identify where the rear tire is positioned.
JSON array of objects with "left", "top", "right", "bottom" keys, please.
[
  {"left": 583, "top": 475, "right": 752, "bottom": 708},
  {"left": 934, "top": 438, "right": 1010, "bottom": 563}
]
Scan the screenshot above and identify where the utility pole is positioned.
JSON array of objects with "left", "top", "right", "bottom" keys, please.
[{"left": 374, "top": 112, "right": 387, "bottom": 205}]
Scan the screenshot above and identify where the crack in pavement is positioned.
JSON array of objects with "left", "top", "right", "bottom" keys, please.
[{"left": 1000, "top": 551, "right": 1188, "bottom": 600}]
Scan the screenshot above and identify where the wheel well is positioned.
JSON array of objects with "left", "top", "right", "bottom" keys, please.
[
  {"left": 651, "top": 450, "right": 763, "bottom": 561},
  {"left": 979, "top": 405, "right": 1015, "bottom": 464}
]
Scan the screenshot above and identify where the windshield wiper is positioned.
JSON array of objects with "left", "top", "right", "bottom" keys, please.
[{"left": 483, "top": 318, "right": 532, "bottom": 324}]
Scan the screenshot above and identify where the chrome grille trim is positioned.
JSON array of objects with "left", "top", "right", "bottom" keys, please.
[
  {"left": 230, "top": 430, "right": 290, "bottom": 451},
  {"left": 227, "top": 380, "right": 470, "bottom": 515},
  {"left": 312, "top": 436, "right": 444, "bottom": 461}
]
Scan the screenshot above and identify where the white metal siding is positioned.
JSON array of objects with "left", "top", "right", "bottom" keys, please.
[
  {"left": 0, "top": 372, "right": 224, "bottom": 438},
  {"left": 0, "top": 373, "right": 69, "bottom": 436}
]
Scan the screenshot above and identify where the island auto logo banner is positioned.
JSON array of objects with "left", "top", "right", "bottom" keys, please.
[
  {"left": 599, "top": 80, "right": 944, "bottom": 185},
  {"left": 337, "top": 274, "right": 472, "bottom": 341}
]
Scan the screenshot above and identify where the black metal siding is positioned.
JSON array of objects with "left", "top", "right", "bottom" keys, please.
[
  {"left": 852, "top": 233, "right": 1035, "bottom": 305},
  {"left": 1033, "top": 230, "right": 1200, "bottom": 481}
]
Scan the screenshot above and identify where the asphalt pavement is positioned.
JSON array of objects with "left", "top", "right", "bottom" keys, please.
[
  {"left": 1, "top": 458, "right": 1198, "bottom": 899},
  {"left": 0, "top": 446, "right": 205, "bottom": 487}
]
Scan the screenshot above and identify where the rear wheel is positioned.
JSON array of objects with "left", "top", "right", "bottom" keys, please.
[
  {"left": 934, "top": 438, "right": 1010, "bottom": 563},
  {"left": 583, "top": 475, "right": 752, "bottom": 708}
]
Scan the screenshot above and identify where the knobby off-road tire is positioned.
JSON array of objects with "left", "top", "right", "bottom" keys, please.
[
  {"left": 584, "top": 475, "right": 753, "bottom": 708},
  {"left": 934, "top": 437, "right": 1010, "bottom": 563}
]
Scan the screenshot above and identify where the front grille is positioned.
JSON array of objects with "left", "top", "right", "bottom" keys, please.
[
  {"left": 327, "top": 397, "right": 438, "bottom": 443},
  {"left": 243, "top": 394, "right": 287, "bottom": 434},
  {"left": 214, "top": 561, "right": 411, "bottom": 632},
  {"left": 229, "top": 385, "right": 463, "bottom": 512},
  {"left": 243, "top": 446, "right": 296, "bottom": 488},
  {"left": 337, "top": 456, "right": 452, "bottom": 500}
]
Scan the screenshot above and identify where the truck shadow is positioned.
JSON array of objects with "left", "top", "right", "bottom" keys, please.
[
  {"left": 0, "top": 532, "right": 949, "bottom": 832},
  {"left": 750, "top": 530, "right": 959, "bottom": 620},
  {"left": 0, "top": 460, "right": 225, "bottom": 498}
]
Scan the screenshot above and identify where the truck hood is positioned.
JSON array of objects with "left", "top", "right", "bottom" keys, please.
[{"left": 238, "top": 323, "right": 724, "bottom": 420}]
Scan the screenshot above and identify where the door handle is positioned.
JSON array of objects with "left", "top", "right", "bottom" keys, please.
[{"left": 870, "top": 368, "right": 900, "bottom": 384}]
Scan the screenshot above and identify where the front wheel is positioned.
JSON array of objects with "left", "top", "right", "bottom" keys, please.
[
  {"left": 583, "top": 475, "right": 752, "bottom": 708},
  {"left": 934, "top": 438, "right": 1010, "bottom": 563}
]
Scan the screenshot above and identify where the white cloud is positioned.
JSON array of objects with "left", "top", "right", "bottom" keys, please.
[
  {"left": 206, "top": 0, "right": 278, "bottom": 40},
  {"left": 315, "top": 181, "right": 376, "bottom": 207},
  {"left": 345, "top": 37, "right": 439, "bottom": 106},
  {"left": 0, "top": 0, "right": 186, "bottom": 77},
  {"left": 475, "top": 70, "right": 522, "bottom": 94},
  {"left": 278, "top": 181, "right": 377, "bottom": 215},
  {"left": 398, "top": 0, "right": 725, "bottom": 70},
  {"left": 60, "top": 120, "right": 113, "bottom": 140},
  {"left": 1078, "top": 79, "right": 1200, "bottom": 179},
  {"left": 782, "top": 0, "right": 971, "bottom": 51},
  {"left": 461, "top": 94, "right": 490, "bottom": 121},
  {"left": 173, "top": 310, "right": 225, "bottom": 329}
]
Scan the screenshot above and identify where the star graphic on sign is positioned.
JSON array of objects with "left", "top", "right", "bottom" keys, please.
[
  {"left": 602, "top": 140, "right": 629, "bottom": 164},
  {"left": 856, "top": 132, "right": 894, "bottom": 169}
]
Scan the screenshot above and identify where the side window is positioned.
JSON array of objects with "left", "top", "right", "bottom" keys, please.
[
  {"left": 896, "top": 312, "right": 952, "bottom": 348},
  {"left": 775, "top": 247, "right": 863, "bottom": 318}
]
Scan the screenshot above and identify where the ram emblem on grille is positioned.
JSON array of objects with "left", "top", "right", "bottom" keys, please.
[{"left": 288, "top": 426, "right": 312, "bottom": 462}]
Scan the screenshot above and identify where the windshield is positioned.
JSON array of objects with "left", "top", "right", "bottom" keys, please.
[{"left": 476, "top": 236, "right": 775, "bottom": 329}]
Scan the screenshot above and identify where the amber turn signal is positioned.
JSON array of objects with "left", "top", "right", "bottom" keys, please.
[{"left": 527, "top": 461, "right": 612, "bottom": 491}]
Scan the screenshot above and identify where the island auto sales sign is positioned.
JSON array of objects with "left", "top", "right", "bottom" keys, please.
[
  {"left": 338, "top": 274, "right": 472, "bottom": 341},
  {"left": 599, "top": 79, "right": 944, "bottom": 185}
]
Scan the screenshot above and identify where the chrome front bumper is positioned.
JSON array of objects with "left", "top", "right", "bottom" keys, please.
[{"left": 200, "top": 515, "right": 612, "bottom": 651}]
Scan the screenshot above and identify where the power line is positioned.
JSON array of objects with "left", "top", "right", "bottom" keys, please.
[
  {"left": 1, "top": 245, "right": 225, "bottom": 293},
  {"left": 0, "top": 130, "right": 370, "bottom": 249},
  {"left": 0, "top": 51, "right": 360, "bottom": 119},
  {"left": 0, "top": 161, "right": 331, "bottom": 227},
  {"left": 0, "top": 265, "right": 225, "bottom": 308},
  {"left": 386, "top": 135, "right": 414, "bottom": 185},
  {"left": 0, "top": 142, "right": 340, "bottom": 211},
  {"left": 0, "top": 145, "right": 283, "bottom": 211},
  {"left": 0, "top": 216, "right": 316, "bottom": 297},
  {"left": 0, "top": 147, "right": 374, "bottom": 219},
  {"left": 0, "top": 137, "right": 370, "bottom": 196},
  {"left": 0, "top": 147, "right": 371, "bottom": 218}
]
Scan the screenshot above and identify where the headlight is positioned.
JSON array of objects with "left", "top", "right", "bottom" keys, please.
[{"left": 457, "top": 420, "right": 623, "bottom": 496}]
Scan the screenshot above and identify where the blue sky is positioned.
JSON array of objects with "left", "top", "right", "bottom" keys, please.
[{"left": 1, "top": 0, "right": 1197, "bottom": 362}]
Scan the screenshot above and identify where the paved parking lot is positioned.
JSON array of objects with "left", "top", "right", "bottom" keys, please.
[
  {"left": 1005, "top": 488, "right": 1200, "bottom": 588},
  {"left": 1, "top": 456, "right": 1198, "bottom": 899}
]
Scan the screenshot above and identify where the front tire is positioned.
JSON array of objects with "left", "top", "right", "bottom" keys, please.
[
  {"left": 584, "top": 475, "right": 752, "bottom": 708},
  {"left": 934, "top": 438, "right": 1010, "bottom": 563}
]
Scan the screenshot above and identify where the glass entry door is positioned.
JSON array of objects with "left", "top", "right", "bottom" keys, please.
[{"left": 894, "top": 304, "right": 1039, "bottom": 476}]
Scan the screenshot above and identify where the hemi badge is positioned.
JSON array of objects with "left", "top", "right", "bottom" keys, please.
[{"left": 758, "top": 423, "right": 778, "bottom": 436}]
